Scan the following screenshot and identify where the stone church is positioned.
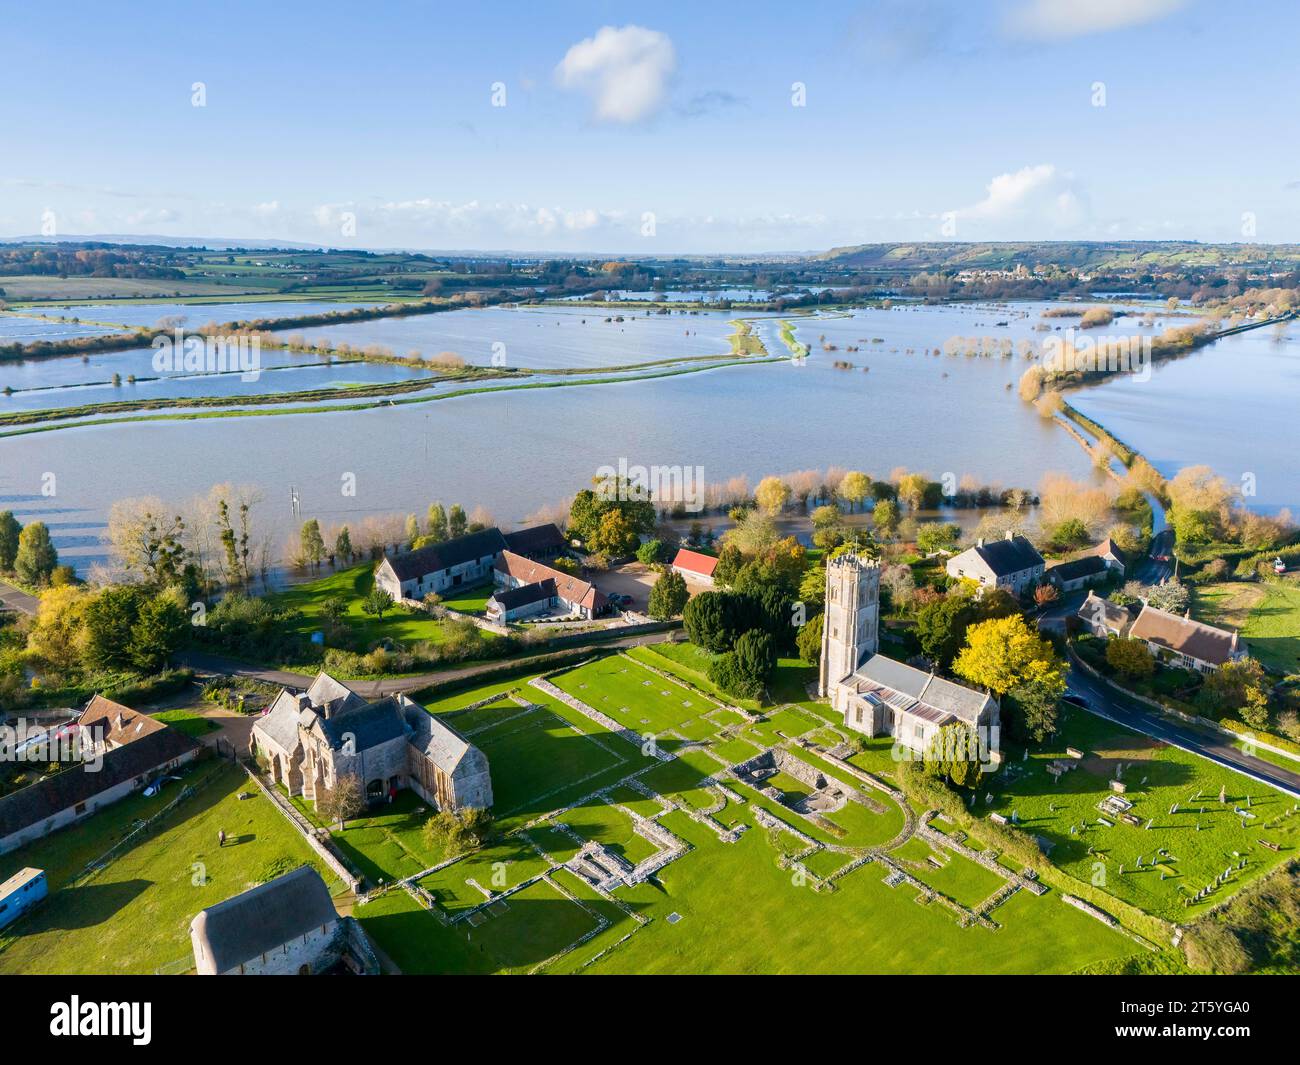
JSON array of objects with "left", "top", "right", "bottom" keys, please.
[
  {"left": 819, "top": 554, "right": 1000, "bottom": 758},
  {"left": 251, "top": 672, "right": 492, "bottom": 812}
]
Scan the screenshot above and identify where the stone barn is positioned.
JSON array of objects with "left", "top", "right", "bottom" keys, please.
[{"left": 190, "top": 866, "right": 377, "bottom": 975}]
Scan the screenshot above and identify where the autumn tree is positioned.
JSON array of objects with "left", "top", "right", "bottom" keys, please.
[
  {"left": 953, "top": 614, "right": 1065, "bottom": 697},
  {"left": 14, "top": 521, "right": 57, "bottom": 586},
  {"left": 754, "top": 476, "right": 792, "bottom": 515},
  {"left": 837, "top": 470, "right": 871, "bottom": 511},
  {"left": 1106, "top": 637, "right": 1155, "bottom": 679}
]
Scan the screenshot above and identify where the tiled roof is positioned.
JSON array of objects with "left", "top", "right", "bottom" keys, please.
[
  {"left": 503, "top": 523, "right": 566, "bottom": 558},
  {"left": 495, "top": 551, "right": 605, "bottom": 611},
  {"left": 1049, "top": 555, "right": 1109, "bottom": 583},
  {"left": 402, "top": 701, "right": 479, "bottom": 778},
  {"left": 851, "top": 653, "right": 994, "bottom": 726},
  {"left": 491, "top": 578, "right": 557, "bottom": 610},
  {"left": 1129, "top": 604, "right": 1243, "bottom": 666},
  {"left": 1077, "top": 591, "right": 1131, "bottom": 633},
  {"left": 79, "top": 695, "right": 165, "bottom": 747},
  {"left": 671, "top": 548, "right": 719, "bottom": 577},
  {"left": 0, "top": 727, "right": 199, "bottom": 840},
  {"left": 969, "top": 535, "right": 1044, "bottom": 577}
]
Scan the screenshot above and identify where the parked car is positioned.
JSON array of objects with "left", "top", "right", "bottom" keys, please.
[{"left": 1062, "top": 692, "right": 1089, "bottom": 710}]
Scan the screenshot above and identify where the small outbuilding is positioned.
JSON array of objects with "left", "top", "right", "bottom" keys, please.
[{"left": 190, "top": 865, "right": 376, "bottom": 975}]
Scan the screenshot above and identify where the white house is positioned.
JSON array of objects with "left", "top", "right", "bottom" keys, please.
[
  {"left": 946, "top": 531, "right": 1045, "bottom": 597},
  {"left": 1076, "top": 591, "right": 1132, "bottom": 638},
  {"left": 1127, "top": 604, "right": 1248, "bottom": 674}
]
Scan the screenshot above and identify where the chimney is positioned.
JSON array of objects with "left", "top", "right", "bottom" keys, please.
[
  {"left": 1005, "top": 529, "right": 1015, "bottom": 541},
  {"left": 114, "top": 713, "right": 124, "bottom": 733},
  {"left": 295, "top": 693, "right": 312, "bottom": 712},
  {"left": 976, "top": 537, "right": 985, "bottom": 548}
]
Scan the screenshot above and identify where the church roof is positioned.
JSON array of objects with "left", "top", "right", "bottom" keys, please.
[
  {"left": 402, "top": 701, "right": 477, "bottom": 777},
  {"left": 850, "top": 654, "right": 993, "bottom": 727},
  {"left": 190, "top": 865, "right": 336, "bottom": 975}
]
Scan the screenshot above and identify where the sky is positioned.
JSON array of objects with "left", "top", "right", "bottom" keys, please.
[{"left": 2, "top": 0, "right": 1298, "bottom": 254}]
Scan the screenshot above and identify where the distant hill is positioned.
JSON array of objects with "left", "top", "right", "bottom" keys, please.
[{"left": 815, "top": 241, "right": 1300, "bottom": 271}]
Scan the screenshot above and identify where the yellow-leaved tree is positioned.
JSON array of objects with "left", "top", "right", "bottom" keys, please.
[{"left": 952, "top": 614, "right": 1065, "bottom": 697}]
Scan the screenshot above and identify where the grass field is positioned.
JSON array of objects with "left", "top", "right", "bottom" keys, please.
[
  {"left": 550, "top": 655, "right": 720, "bottom": 742},
  {"left": 0, "top": 761, "right": 331, "bottom": 974},
  {"left": 1196, "top": 579, "right": 1300, "bottom": 673},
  {"left": 352, "top": 651, "right": 1144, "bottom": 974},
  {"left": 985, "top": 706, "right": 1298, "bottom": 922},
  {"left": 266, "top": 563, "right": 500, "bottom": 650},
  {"left": 151, "top": 708, "right": 221, "bottom": 738}
]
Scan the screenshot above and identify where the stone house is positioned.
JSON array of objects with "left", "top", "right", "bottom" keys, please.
[
  {"left": 251, "top": 672, "right": 492, "bottom": 811},
  {"left": 1076, "top": 591, "right": 1132, "bottom": 638},
  {"left": 670, "top": 547, "right": 718, "bottom": 586},
  {"left": 945, "top": 531, "right": 1045, "bottom": 597},
  {"left": 373, "top": 523, "right": 571, "bottom": 603},
  {"left": 1048, "top": 554, "right": 1111, "bottom": 592},
  {"left": 190, "top": 865, "right": 377, "bottom": 975},
  {"left": 374, "top": 527, "right": 508, "bottom": 602},
  {"left": 489, "top": 550, "right": 606, "bottom": 620},
  {"left": 1083, "top": 537, "right": 1130, "bottom": 577}
]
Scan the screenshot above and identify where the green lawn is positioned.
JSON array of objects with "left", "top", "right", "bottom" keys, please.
[
  {"left": 294, "top": 789, "right": 442, "bottom": 887},
  {"left": 550, "top": 655, "right": 721, "bottom": 741},
  {"left": 151, "top": 708, "right": 220, "bottom": 738},
  {"left": 986, "top": 706, "right": 1298, "bottom": 921},
  {"left": 439, "top": 582, "right": 494, "bottom": 615},
  {"left": 1196, "top": 579, "right": 1300, "bottom": 673},
  {"left": 570, "top": 810, "right": 1135, "bottom": 975},
  {"left": 357, "top": 876, "right": 601, "bottom": 975},
  {"left": 267, "top": 563, "right": 500, "bottom": 649},
  {"left": 351, "top": 655, "right": 1151, "bottom": 974},
  {"left": 0, "top": 761, "right": 331, "bottom": 974}
]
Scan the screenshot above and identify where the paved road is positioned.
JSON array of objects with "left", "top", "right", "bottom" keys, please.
[
  {"left": 0, "top": 580, "right": 38, "bottom": 616},
  {"left": 178, "top": 629, "right": 676, "bottom": 699},
  {"left": 1066, "top": 662, "right": 1300, "bottom": 798}
]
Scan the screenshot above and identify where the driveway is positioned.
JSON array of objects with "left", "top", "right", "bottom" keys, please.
[
  {"left": 0, "top": 580, "right": 38, "bottom": 616},
  {"left": 590, "top": 562, "right": 659, "bottom": 612}
]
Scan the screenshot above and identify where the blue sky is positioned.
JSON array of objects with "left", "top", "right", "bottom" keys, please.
[{"left": 2, "top": 0, "right": 1298, "bottom": 252}]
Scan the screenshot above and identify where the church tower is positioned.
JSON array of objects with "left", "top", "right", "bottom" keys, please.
[{"left": 818, "top": 553, "right": 881, "bottom": 697}]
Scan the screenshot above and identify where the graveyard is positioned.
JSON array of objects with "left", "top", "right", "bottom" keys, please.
[
  {"left": 348, "top": 653, "right": 1142, "bottom": 974},
  {"left": 984, "top": 705, "right": 1298, "bottom": 923}
]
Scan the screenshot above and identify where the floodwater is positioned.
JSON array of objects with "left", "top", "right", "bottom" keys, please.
[
  {"left": 0, "top": 300, "right": 1125, "bottom": 571},
  {"left": 1069, "top": 318, "right": 1300, "bottom": 514}
]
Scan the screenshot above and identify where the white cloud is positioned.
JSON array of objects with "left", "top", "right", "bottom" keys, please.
[
  {"left": 954, "top": 164, "right": 1089, "bottom": 235},
  {"left": 555, "top": 25, "right": 675, "bottom": 123},
  {"left": 253, "top": 200, "right": 280, "bottom": 218},
  {"left": 1007, "top": 0, "right": 1187, "bottom": 39}
]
